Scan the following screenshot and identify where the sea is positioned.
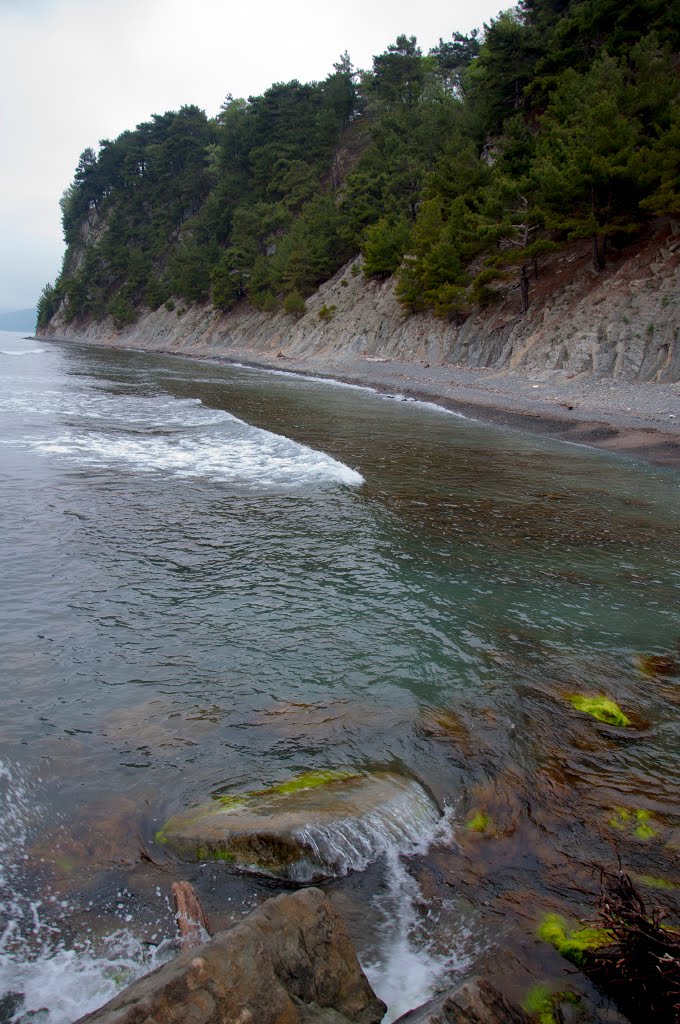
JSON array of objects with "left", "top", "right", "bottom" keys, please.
[{"left": 0, "top": 329, "right": 678, "bottom": 1022}]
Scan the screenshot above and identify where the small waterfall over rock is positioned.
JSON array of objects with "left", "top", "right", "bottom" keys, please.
[
  {"left": 290, "top": 776, "right": 442, "bottom": 880},
  {"left": 159, "top": 769, "right": 443, "bottom": 881}
]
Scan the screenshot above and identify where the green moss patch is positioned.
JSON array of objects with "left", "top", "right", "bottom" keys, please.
[
  {"left": 607, "top": 807, "right": 659, "bottom": 841},
  {"left": 566, "top": 694, "right": 630, "bottom": 727},
  {"left": 523, "top": 985, "right": 578, "bottom": 1024},
  {"left": 537, "top": 913, "right": 612, "bottom": 965},
  {"left": 211, "top": 769, "right": 359, "bottom": 808},
  {"left": 632, "top": 873, "right": 677, "bottom": 891},
  {"left": 215, "top": 794, "right": 247, "bottom": 810},
  {"left": 466, "top": 810, "right": 491, "bottom": 833},
  {"left": 265, "top": 769, "right": 358, "bottom": 797}
]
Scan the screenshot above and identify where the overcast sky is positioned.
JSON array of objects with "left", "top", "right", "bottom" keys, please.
[{"left": 0, "top": 0, "right": 504, "bottom": 312}]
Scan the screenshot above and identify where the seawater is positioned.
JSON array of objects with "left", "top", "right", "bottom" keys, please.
[{"left": 0, "top": 331, "right": 678, "bottom": 1022}]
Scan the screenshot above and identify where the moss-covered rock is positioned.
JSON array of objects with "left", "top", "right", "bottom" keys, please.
[
  {"left": 156, "top": 769, "right": 440, "bottom": 880},
  {"left": 466, "top": 810, "right": 492, "bottom": 834},
  {"left": 537, "top": 913, "right": 612, "bottom": 965},
  {"left": 607, "top": 806, "right": 659, "bottom": 841},
  {"left": 566, "top": 694, "right": 631, "bottom": 727}
]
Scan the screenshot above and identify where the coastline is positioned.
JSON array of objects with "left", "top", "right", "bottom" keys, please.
[
  {"left": 220, "top": 350, "right": 680, "bottom": 468},
  {"left": 40, "top": 333, "right": 680, "bottom": 468}
]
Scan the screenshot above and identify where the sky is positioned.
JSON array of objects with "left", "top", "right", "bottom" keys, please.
[{"left": 0, "top": 0, "right": 504, "bottom": 312}]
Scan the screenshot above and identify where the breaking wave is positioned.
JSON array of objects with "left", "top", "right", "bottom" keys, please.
[
  {"left": 0, "top": 349, "right": 46, "bottom": 356},
  {"left": 2, "top": 390, "right": 364, "bottom": 490}
]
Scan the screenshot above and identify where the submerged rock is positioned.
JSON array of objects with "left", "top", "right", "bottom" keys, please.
[
  {"left": 75, "top": 888, "right": 386, "bottom": 1024},
  {"left": 156, "top": 769, "right": 441, "bottom": 880},
  {"left": 635, "top": 652, "right": 680, "bottom": 678}
]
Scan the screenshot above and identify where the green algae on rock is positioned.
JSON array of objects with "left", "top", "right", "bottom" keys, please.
[
  {"left": 607, "top": 806, "right": 659, "bottom": 841},
  {"left": 537, "top": 913, "right": 612, "bottom": 965},
  {"left": 631, "top": 872, "right": 677, "bottom": 891},
  {"left": 156, "top": 769, "right": 441, "bottom": 880},
  {"left": 566, "top": 694, "right": 631, "bottom": 727},
  {"left": 466, "top": 810, "right": 492, "bottom": 834},
  {"left": 257, "top": 768, "right": 358, "bottom": 796},
  {"left": 522, "top": 985, "right": 578, "bottom": 1024}
]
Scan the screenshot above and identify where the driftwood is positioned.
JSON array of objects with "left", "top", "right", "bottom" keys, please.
[{"left": 171, "top": 880, "right": 212, "bottom": 951}]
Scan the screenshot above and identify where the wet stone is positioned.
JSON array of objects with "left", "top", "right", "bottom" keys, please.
[
  {"left": 156, "top": 769, "right": 441, "bottom": 881},
  {"left": 392, "top": 978, "right": 532, "bottom": 1024},
  {"left": 636, "top": 652, "right": 680, "bottom": 678}
]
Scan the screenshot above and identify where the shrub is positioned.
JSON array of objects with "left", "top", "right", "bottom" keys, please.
[{"left": 283, "top": 291, "right": 306, "bottom": 317}]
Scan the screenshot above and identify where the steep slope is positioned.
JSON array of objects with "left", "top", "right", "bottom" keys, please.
[{"left": 42, "top": 219, "right": 680, "bottom": 382}]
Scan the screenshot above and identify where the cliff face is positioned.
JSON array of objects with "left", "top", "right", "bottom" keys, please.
[{"left": 41, "top": 220, "right": 680, "bottom": 382}]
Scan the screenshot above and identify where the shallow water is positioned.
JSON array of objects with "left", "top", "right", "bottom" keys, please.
[{"left": 0, "top": 331, "right": 678, "bottom": 1021}]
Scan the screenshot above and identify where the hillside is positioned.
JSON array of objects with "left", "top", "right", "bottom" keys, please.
[
  {"left": 42, "top": 216, "right": 680, "bottom": 376},
  {"left": 38, "top": 0, "right": 680, "bottom": 379}
]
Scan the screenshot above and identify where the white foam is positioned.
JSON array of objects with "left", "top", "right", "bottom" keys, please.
[
  {"left": 260, "top": 367, "right": 377, "bottom": 393},
  {"left": 1, "top": 390, "right": 364, "bottom": 489},
  {"left": 0, "top": 933, "right": 172, "bottom": 1024},
  {"left": 381, "top": 393, "right": 469, "bottom": 418},
  {"left": 0, "top": 349, "right": 45, "bottom": 356},
  {"left": 291, "top": 779, "right": 442, "bottom": 880},
  {"left": 0, "top": 762, "right": 175, "bottom": 1024},
  {"left": 29, "top": 425, "right": 363, "bottom": 488},
  {"left": 363, "top": 807, "right": 475, "bottom": 1023}
]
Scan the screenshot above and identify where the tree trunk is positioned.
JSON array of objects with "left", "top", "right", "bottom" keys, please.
[
  {"left": 520, "top": 263, "right": 530, "bottom": 313},
  {"left": 592, "top": 234, "right": 605, "bottom": 272}
]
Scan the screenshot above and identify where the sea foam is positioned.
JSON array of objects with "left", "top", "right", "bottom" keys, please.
[{"left": 2, "top": 390, "right": 364, "bottom": 490}]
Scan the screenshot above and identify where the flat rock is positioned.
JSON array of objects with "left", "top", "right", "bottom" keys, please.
[
  {"left": 75, "top": 887, "right": 386, "bottom": 1024},
  {"left": 157, "top": 769, "right": 440, "bottom": 880}
]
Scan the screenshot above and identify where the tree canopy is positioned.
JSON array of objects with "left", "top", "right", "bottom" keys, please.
[{"left": 40, "top": 0, "right": 679, "bottom": 330}]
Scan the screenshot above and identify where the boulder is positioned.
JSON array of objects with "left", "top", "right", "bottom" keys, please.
[
  {"left": 392, "top": 978, "right": 532, "bottom": 1024},
  {"left": 75, "top": 888, "right": 386, "bottom": 1024},
  {"left": 156, "top": 769, "right": 440, "bottom": 880}
]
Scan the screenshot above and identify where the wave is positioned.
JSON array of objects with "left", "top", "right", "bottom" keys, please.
[
  {"left": 0, "top": 349, "right": 46, "bottom": 356},
  {"left": 4, "top": 391, "right": 363, "bottom": 489},
  {"left": 0, "top": 761, "right": 173, "bottom": 1024},
  {"left": 33, "top": 428, "right": 363, "bottom": 488}
]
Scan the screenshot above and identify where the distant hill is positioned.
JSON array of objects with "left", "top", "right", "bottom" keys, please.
[{"left": 0, "top": 309, "right": 36, "bottom": 332}]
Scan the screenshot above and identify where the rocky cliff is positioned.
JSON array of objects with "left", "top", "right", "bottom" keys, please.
[{"left": 41, "top": 220, "right": 680, "bottom": 383}]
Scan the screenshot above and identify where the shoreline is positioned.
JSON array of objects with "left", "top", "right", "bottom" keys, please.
[
  {"left": 41, "top": 333, "right": 680, "bottom": 468},
  {"left": 215, "top": 351, "right": 680, "bottom": 470}
]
